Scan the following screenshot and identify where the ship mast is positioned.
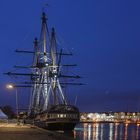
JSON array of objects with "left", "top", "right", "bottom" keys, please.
[
  {"left": 50, "top": 28, "right": 57, "bottom": 105},
  {"left": 29, "top": 12, "right": 67, "bottom": 115}
]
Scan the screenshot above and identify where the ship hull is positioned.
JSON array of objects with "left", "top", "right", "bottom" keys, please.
[
  {"left": 47, "top": 122, "right": 77, "bottom": 130},
  {"left": 34, "top": 105, "right": 80, "bottom": 130},
  {"left": 35, "top": 120, "right": 77, "bottom": 130}
]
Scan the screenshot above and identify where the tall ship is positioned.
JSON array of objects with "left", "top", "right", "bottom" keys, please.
[{"left": 5, "top": 12, "right": 81, "bottom": 130}]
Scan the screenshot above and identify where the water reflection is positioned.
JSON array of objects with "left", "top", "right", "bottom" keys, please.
[
  {"left": 88, "top": 124, "right": 92, "bottom": 140},
  {"left": 100, "top": 124, "right": 104, "bottom": 140},
  {"left": 74, "top": 122, "right": 140, "bottom": 140},
  {"left": 119, "top": 123, "right": 123, "bottom": 139},
  {"left": 136, "top": 124, "right": 139, "bottom": 140},
  {"left": 92, "top": 123, "right": 99, "bottom": 140},
  {"left": 114, "top": 123, "right": 119, "bottom": 140},
  {"left": 92, "top": 123, "right": 96, "bottom": 140},
  {"left": 83, "top": 123, "right": 88, "bottom": 140},
  {"left": 124, "top": 123, "right": 128, "bottom": 140},
  {"left": 109, "top": 123, "right": 113, "bottom": 140}
]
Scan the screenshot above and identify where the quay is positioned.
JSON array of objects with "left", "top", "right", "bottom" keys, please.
[{"left": 0, "top": 123, "right": 74, "bottom": 140}]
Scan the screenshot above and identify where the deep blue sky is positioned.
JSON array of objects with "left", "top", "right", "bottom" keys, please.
[{"left": 1, "top": 0, "right": 140, "bottom": 112}]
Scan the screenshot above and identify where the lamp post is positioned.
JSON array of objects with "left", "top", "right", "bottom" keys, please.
[{"left": 6, "top": 84, "right": 19, "bottom": 125}]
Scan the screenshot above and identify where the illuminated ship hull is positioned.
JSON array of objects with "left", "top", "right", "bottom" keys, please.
[{"left": 34, "top": 105, "right": 80, "bottom": 130}]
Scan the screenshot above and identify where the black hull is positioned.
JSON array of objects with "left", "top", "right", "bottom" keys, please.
[
  {"left": 35, "top": 121, "right": 77, "bottom": 130},
  {"left": 34, "top": 105, "right": 80, "bottom": 130}
]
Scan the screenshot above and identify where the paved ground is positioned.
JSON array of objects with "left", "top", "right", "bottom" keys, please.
[{"left": 0, "top": 123, "right": 74, "bottom": 140}]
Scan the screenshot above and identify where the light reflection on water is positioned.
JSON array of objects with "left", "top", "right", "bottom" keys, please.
[{"left": 72, "top": 123, "right": 140, "bottom": 140}]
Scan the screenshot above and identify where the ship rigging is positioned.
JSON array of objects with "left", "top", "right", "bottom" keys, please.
[{"left": 5, "top": 12, "right": 82, "bottom": 130}]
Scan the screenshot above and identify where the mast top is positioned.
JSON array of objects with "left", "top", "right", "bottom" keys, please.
[
  {"left": 42, "top": 12, "right": 48, "bottom": 23},
  {"left": 51, "top": 27, "right": 55, "bottom": 37},
  {"left": 34, "top": 38, "right": 38, "bottom": 45}
]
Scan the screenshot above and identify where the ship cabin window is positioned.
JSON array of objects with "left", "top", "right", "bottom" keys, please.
[
  {"left": 50, "top": 114, "right": 56, "bottom": 118},
  {"left": 49, "top": 114, "right": 54, "bottom": 118},
  {"left": 56, "top": 114, "right": 68, "bottom": 118}
]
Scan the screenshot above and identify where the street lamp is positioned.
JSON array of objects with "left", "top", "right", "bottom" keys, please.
[{"left": 6, "top": 84, "right": 19, "bottom": 125}]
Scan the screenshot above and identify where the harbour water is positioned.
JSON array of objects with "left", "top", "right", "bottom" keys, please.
[{"left": 66, "top": 122, "right": 140, "bottom": 140}]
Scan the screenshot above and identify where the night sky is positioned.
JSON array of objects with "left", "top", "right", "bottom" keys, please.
[{"left": 1, "top": 0, "right": 140, "bottom": 112}]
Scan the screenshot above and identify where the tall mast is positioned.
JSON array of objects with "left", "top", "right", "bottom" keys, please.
[
  {"left": 29, "top": 12, "right": 67, "bottom": 114},
  {"left": 50, "top": 27, "right": 57, "bottom": 66},
  {"left": 33, "top": 38, "right": 39, "bottom": 66},
  {"left": 29, "top": 12, "right": 51, "bottom": 114},
  {"left": 41, "top": 12, "right": 48, "bottom": 54},
  {"left": 50, "top": 28, "right": 57, "bottom": 105}
]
